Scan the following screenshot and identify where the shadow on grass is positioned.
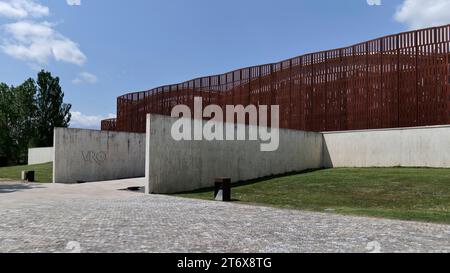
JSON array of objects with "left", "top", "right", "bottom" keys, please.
[{"left": 174, "top": 168, "right": 324, "bottom": 199}]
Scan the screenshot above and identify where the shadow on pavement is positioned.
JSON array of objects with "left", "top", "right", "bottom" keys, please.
[{"left": 0, "top": 183, "right": 45, "bottom": 194}]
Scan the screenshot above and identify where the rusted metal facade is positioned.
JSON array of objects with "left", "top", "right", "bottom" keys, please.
[
  {"left": 102, "top": 25, "right": 450, "bottom": 133},
  {"left": 100, "top": 118, "right": 117, "bottom": 131}
]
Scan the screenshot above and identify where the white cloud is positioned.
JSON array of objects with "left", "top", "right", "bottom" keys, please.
[
  {"left": 0, "top": 0, "right": 49, "bottom": 19},
  {"left": 71, "top": 111, "right": 115, "bottom": 129},
  {"left": 0, "top": 0, "right": 87, "bottom": 66},
  {"left": 72, "top": 72, "right": 98, "bottom": 84},
  {"left": 367, "top": 0, "right": 382, "bottom": 6},
  {"left": 395, "top": 0, "right": 450, "bottom": 29},
  {"left": 66, "top": 0, "right": 81, "bottom": 6},
  {"left": 1, "top": 20, "right": 87, "bottom": 65}
]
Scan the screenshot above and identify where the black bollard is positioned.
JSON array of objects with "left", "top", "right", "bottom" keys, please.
[{"left": 214, "top": 177, "right": 231, "bottom": 202}]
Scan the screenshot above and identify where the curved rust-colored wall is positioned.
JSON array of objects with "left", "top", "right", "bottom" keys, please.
[{"left": 102, "top": 24, "right": 450, "bottom": 133}]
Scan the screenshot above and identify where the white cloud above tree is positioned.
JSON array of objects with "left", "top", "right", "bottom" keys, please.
[
  {"left": 71, "top": 111, "right": 115, "bottom": 129},
  {"left": 2, "top": 20, "right": 86, "bottom": 65},
  {"left": 0, "top": 0, "right": 86, "bottom": 65}
]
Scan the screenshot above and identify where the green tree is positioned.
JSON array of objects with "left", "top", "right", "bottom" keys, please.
[
  {"left": 0, "top": 80, "right": 37, "bottom": 165},
  {"left": 34, "top": 70, "right": 72, "bottom": 147},
  {"left": 11, "top": 79, "right": 37, "bottom": 163},
  {"left": 0, "top": 70, "right": 70, "bottom": 165},
  {"left": 0, "top": 83, "right": 13, "bottom": 165}
]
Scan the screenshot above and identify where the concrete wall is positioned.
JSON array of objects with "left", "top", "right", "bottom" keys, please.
[
  {"left": 53, "top": 128, "right": 146, "bottom": 184},
  {"left": 323, "top": 125, "right": 450, "bottom": 168},
  {"left": 28, "top": 147, "right": 54, "bottom": 165},
  {"left": 145, "top": 114, "right": 323, "bottom": 194}
]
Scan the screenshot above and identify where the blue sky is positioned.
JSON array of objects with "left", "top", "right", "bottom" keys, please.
[{"left": 1, "top": 0, "right": 449, "bottom": 129}]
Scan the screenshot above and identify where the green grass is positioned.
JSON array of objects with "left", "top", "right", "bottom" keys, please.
[
  {"left": 175, "top": 168, "right": 450, "bottom": 224},
  {"left": 0, "top": 162, "right": 52, "bottom": 183}
]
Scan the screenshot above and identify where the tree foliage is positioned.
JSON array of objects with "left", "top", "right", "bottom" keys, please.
[
  {"left": 35, "top": 71, "right": 72, "bottom": 147},
  {"left": 0, "top": 70, "right": 71, "bottom": 166}
]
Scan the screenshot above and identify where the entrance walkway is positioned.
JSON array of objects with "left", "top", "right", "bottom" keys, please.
[{"left": 0, "top": 179, "right": 449, "bottom": 253}]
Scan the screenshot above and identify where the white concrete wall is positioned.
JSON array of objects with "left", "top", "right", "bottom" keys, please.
[
  {"left": 28, "top": 147, "right": 54, "bottom": 165},
  {"left": 53, "top": 128, "right": 146, "bottom": 184},
  {"left": 323, "top": 125, "right": 450, "bottom": 168},
  {"left": 145, "top": 114, "right": 323, "bottom": 194}
]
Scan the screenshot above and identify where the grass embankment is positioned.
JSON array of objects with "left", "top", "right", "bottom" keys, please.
[
  {"left": 175, "top": 168, "right": 450, "bottom": 224},
  {"left": 0, "top": 162, "right": 52, "bottom": 183}
]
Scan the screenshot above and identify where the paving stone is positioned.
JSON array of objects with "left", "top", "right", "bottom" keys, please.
[{"left": 0, "top": 180, "right": 449, "bottom": 253}]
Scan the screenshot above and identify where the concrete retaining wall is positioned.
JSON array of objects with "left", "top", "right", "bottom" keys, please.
[
  {"left": 52, "top": 117, "right": 448, "bottom": 190},
  {"left": 145, "top": 114, "right": 323, "bottom": 194},
  {"left": 53, "top": 128, "right": 146, "bottom": 184},
  {"left": 28, "top": 147, "right": 54, "bottom": 165},
  {"left": 323, "top": 125, "right": 450, "bottom": 168}
]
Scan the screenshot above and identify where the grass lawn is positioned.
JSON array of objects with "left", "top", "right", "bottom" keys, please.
[
  {"left": 175, "top": 168, "right": 450, "bottom": 224},
  {"left": 0, "top": 162, "right": 52, "bottom": 183}
]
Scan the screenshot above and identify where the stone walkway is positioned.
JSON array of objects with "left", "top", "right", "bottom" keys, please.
[{"left": 0, "top": 179, "right": 449, "bottom": 253}]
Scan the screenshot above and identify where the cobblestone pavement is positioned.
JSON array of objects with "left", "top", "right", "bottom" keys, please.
[{"left": 0, "top": 180, "right": 449, "bottom": 253}]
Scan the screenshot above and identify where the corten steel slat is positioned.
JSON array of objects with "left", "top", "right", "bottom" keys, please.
[
  {"left": 442, "top": 27, "right": 448, "bottom": 123},
  {"left": 439, "top": 26, "right": 448, "bottom": 125},
  {"left": 309, "top": 54, "right": 315, "bottom": 131},
  {"left": 447, "top": 26, "right": 450, "bottom": 123},
  {"left": 415, "top": 30, "right": 419, "bottom": 126},
  {"left": 396, "top": 34, "right": 401, "bottom": 127},
  {"left": 298, "top": 57, "right": 305, "bottom": 130},
  {"left": 289, "top": 60, "right": 294, "bottom": 129},
  {"left": 365, "top": 42, "right": 369, "bottom": 129},
  {"left": 324, "top": 53, "right": 328, "bottom": 130},
  {"left": 379, "top": 38, "right": 385, "bottom": 129},
  {"left": 258, "top": 66, "right": 262, "bottom": 112},
  {"left": 101, "top": 24, "right": 450, "bottom": 133}
]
